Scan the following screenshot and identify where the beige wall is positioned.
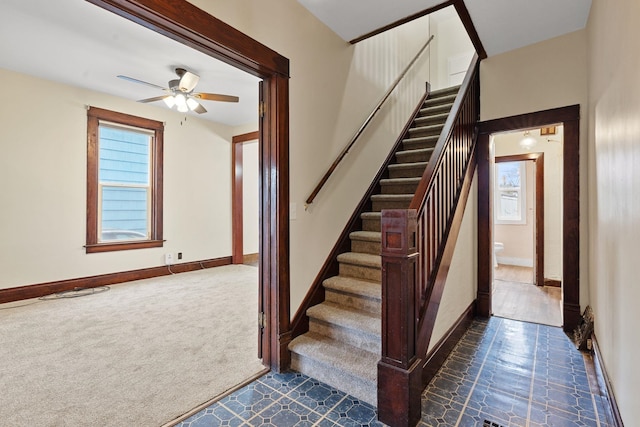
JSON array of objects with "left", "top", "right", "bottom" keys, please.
[
  {"left": 587, "top": 0, "right": 640, "bottom": 422},
  {"left": 0, "top": 68, "right": 248, "bottom": 289},
  {"left": 187, "top": 0, "right": 436, "bottom": 313},
  {"left": 480, "top": 29, "right": 588, "bottom": 307}
]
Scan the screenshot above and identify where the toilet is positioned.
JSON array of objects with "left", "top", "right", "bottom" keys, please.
[{"left": 493, "top": 242, "right": 504, "bottom": 268}]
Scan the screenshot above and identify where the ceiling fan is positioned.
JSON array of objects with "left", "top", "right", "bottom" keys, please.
[{"left": 117, "top": 67, "right": 239, "bottom": 114}]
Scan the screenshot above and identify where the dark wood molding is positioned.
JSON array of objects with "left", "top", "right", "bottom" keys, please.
[
  {"left": 495, "top": 152, "right": 544, "bottom": 287},
  {"left": 453, "top": 0, "right": 487, "bottom": 60},
  {"left": 86, "top": 106, "right": 165, "bottom": 253},
  {"left": 0, "top": 256, "right": 232, "bottom": 304},
  {"left": 591, "top": 333, "right": 625, "bottom": 427},
  {"left": 290, "top": 90, "right": 431, "bottom": 340},
  {"left": 477, "top": 104, "right": 581, "bottom": 332},
  {"left": 544, "top": 278, "right": 561, "bottom": 288},
  {"left": 349, "top": 1, "right": 454, "bottom": 44},
  {"left": 232, "top": 131, "right": 259, "bottom": 265},
  {"left": 85, "top": 0, "right": 290, "bottom": 371},
  {"left": 232, "top": 140, "right": 244, "bottom": 264},
  {"left": 421, "top": 300, "right": 475, "bottom": 386}
]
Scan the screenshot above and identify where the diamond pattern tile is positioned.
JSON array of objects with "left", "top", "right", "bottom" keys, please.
[{"left": 174, "top": 317, "right": 613, "bottom": 427}]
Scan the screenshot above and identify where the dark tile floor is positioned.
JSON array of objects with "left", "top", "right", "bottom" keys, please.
[{"left": 176, "top": 317, "right": 612, "bottom": 426}]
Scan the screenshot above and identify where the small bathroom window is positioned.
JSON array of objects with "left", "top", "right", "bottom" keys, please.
[{"left": 494, "top": 161, "right": 526, "bottom": 224}]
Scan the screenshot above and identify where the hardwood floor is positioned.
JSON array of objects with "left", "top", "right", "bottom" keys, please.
[{"left": 492, "top": 265, "right": 562, "bottom": 327}]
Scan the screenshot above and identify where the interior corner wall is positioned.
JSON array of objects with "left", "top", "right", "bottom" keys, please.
[
  {"left": 429, "top": 173, "right": 477, "bottom": 351},
  {"left": 587, "top": 0, "right": 640, "bottom": 423},
  {"left": 0, "top": 68, "right": 237, "bottom": 289},
  {"left": 479, "top": 29, "right": 589, "bottom": 310},
  {"left": 186, "top": 0, "right": 434, "bottom": 313}
]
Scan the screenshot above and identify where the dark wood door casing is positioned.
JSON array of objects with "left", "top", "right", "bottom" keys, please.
[
  {"left": 85, "top": 0, "right": 290, "bottom": 371},
  {"left": 494, "top": 153, "right": 544, "bottom": 287},
  {"left": 477, "top": 105, "right": 581, "bottom": 333}
]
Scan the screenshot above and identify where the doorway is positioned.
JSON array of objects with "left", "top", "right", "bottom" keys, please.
[
  {"left": 477, "top": 105, "right": 581, "bottom": 333},
  {"left": 89, "top": 0, "right": 291, "bottom": 370},
  {"left": 491, "top": 147, "right": 561, "bottom": 326}
]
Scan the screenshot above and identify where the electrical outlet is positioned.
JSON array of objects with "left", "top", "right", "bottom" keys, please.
[
  {"left": 164, "top": 253, "right": 174, "bottom": 265},
  {"left": 178, "top": 252, "right": 183, "bottom": 260}
]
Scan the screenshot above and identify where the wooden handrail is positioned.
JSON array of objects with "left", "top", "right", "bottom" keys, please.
[{"left": 305, "top": 35, "right": 435, "bottom": 208}]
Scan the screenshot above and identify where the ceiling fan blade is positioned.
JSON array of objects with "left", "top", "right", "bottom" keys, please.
[
  {"left": 179, "top": 70, "right": 200, "bottom": 92},
  {"left": 193, "top": 93, "right": 240, "bottom": 103},
  {"left": 117, "top": 75, "right": 167, "bottom": 90},
  {"left": 192, "top": 102, "right": 207, "bottom": 114},
  {"left": 137, "top": 95, "right": 170, "bottom": 103}
]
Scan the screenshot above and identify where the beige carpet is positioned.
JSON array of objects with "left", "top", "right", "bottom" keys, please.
[{"left": 0, "top": 264, "right": 264, "bottom": 426}]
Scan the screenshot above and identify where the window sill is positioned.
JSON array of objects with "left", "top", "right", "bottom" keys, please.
[{"left": 85, "top": 239, "right": 164, "bottom": 253}]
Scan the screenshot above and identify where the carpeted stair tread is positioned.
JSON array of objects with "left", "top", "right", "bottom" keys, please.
[
  {"left": 423, "top": 93, "right": 457, "bottom": 107},
  {"left": 349, "top": 230, "right": 381, "bottom": 243},
  {"left": 307, "top": 302, "right": 380, "bottom": 336},
  {"left": 403, "top": 135, "right": 440, "bottom": 145},
  {"left": 337, "top": 252, "right": 381, "bottom": 268},
  {"left": 388, "top": 161, "right": 428, "bottom": 171},
  {"left": 396, "top": 147, "right": 435, "bottom": 159},
  {"left": 430, "top": 85, "right": 461, "bottom": 97},
  {"left": 380, "top": 177, "right": 421, "bottom": 186},
  {"left": 289, "top": 332, "right": 378, "bottom": 383},
  {"left": 323, "top": 276, "right": 381, "bottom": 300},
  {"left": 418, "top": 102, "right": 454, "bottom": 117},
  {"left": 414, "top": 112, "right": 450, "bottom": 125},
  {"left": 370, "top": 194, "right": 413, "bottom": 202},
  {"left": 409, "top": 123, "right": 444, "bottom": 134}
]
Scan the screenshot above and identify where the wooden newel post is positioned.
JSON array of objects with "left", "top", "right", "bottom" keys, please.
[{"left": 378, "top": 209, "right": 422, "bottom": 427}]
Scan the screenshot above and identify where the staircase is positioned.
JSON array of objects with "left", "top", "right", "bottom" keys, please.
[{"left": 288, "top": 85, "right": 461, "bottom": 405}]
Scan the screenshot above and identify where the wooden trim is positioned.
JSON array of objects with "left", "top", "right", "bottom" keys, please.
[
  {"left": 453, "top": 0, "right": 487, "bottom": 60},
  {"left": 495, "top": 152, "right": 544, "bottom": 287},
  {"left": 290, "top": 90, "right": 431, "bottom": 340},
  {"left": 349, "top": 1, "right": 453, "bottom": 44},
  {"left": 85, "top": 0, "right": 290, "bottom": 371},
  {"left": 544, "top": 278, "right": 561, "bottom": 288},
  {"left": 232, "top": 131, "right": 259, "bottom": 264},
  {"left": 421, "top": 300, "right": 475, "bottom": 387},
  {"left": 477, "top": 104, "right": 581, "bottom": 332},
  {"left": 0, "top": 256, "right": 232, "bottom": 304},
  {"left": 591, "top": 333, "right": 625, "bottom": 427},
  {"left": 243, "top": 253, "right": 259, "bottom": 265},
  {"left": 86, "top": 106, "right": 164, "bottom": 253}
]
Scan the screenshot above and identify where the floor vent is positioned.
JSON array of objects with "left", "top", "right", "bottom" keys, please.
[{"left": 483, "top": 420, "right": 504, "bottom": 427}]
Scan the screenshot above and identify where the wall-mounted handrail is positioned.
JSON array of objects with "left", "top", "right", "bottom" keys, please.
[{"left": 305, "top": 34, "right": 435, "bottom": 208}]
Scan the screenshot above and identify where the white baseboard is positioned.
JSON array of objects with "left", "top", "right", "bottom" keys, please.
[{"left": 496, "top": 256, "right": 533, "bottom": 268}]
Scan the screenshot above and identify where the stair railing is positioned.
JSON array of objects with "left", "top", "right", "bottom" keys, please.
[
  {"left": 305, "top": 35, "right": 435, "bottom": 208},
  {"left": 378, "top": 53, "right": 480, "bottom": 427}
]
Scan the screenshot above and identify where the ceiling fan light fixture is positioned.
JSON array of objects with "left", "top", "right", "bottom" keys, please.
[
  {"left": 163, "top": 96, "right": 176, "bottom": 108},
  {"left": 186, "top": 97, "right": 199, "bottom": 111},
  {"left": 174, "top": 93, "right": 188, "bottom": 112}
]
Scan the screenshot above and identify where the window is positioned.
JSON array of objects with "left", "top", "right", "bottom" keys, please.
[
  {"left": 86, "top": 107, "right": 164, "bottom": 253},
  {"left": 494, "top": 161, "right": 526, "bottom": 224}
]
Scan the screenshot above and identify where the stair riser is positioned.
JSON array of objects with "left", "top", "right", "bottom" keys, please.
[
  {"left": 381, "top": 182, "right": 419, "bottom": 194},
  {"left": 396, "top": 151, "right": 432, "bottom": 163},
  {"left": 362, "top": 218, "right": 381, "bottom": 232},
  {"left": 388, "top": 165, "right": 426, "bottom": 179},
  {"left": 290, "top": 353, "right": 376, "bottom": 406},
  {"left": 351, "top": 239, "right": 381, "bottom": 255},
  {"left": 408, "top": 126, "right": 443, "bottom": 138},
  {"left": 325, "top": 289, "right": 381, "bottom": 314},
  {"left": 423, "top": 95, "right": 457, "bottom": 107},
  {"left": 414, "top": 115, "right": 448, "bottom": 127},
  {"left": 309, "top": 319, "right": 381, "bottom": 354},
  {"left": 339, "top": 263, "right": 381, "bottom": 282},
  {"left": 418, "top": 104, "right": 453, "bottom": 118},
  {"left": 402, "top": 138, "right": 438, "bottom": 151},
  {"left": 371, "top": 199, "right": 411, "bottom": 212}
]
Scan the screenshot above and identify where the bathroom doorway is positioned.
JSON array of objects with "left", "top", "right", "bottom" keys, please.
[{"left": 490, "top": 130, "right": 562, "bottom": 327}]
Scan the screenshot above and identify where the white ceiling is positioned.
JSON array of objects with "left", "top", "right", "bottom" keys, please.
[
  {"left": 0, "top": 0, "right": 260, "bottom": 127},
  {"left": 298, "top": 0, "right": 592, "bottom": 57},
  {"left": 1, "top": 0, "right": 592, "bottom": 128}
]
